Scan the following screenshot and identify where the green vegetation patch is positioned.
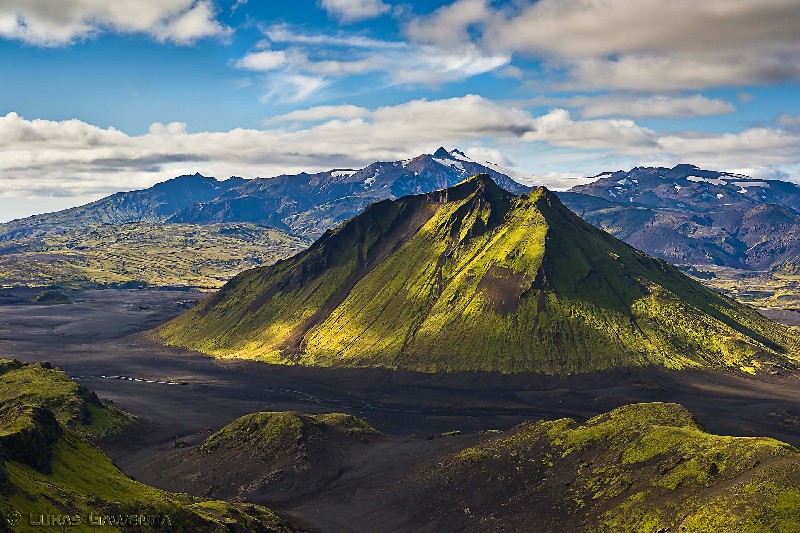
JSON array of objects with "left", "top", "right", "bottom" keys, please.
[{"left": 0, "top": 360, "right": 131, "bottom": 440}]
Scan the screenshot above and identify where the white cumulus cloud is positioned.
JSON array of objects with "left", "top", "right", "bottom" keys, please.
[
  {"left": 236, "top": 50, "right": 288, "bottom": 72},
  {"left": 524, "top": 109, "right": 656, "bottom": 150},
  {"left": 0, "top": 96, "right": 537, "bottom": 197},
  {"left": 319, "top": 0, "right": 391, "bottom": 23},
  {"left": 0, "top": 0, "right": 231, "bottom": 46},
  {"left": 235, "top": 26, "right": 510, "bottom": 102},
  {"left": 267, "top": 105, "right": 371, "bottom": 123},
  {"left": 575, "top": 95, "right": 736, "bottom": 119}
]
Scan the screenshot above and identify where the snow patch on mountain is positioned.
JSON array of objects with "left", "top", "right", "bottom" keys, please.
[
  {"left": 687, "top": 176, "right": 727, "bottom": 186},
  {"left": 479, "top": 161, "right": 536, "bottom": 185},
  {"left": 448, "top": 150, "right": 474, "bottom": 163},
  {"left": 433, "top": 158, "right": 466, "bottom": 173}
]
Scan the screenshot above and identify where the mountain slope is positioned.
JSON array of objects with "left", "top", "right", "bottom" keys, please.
[
  {"left": 155, "top": 174, "right": 798, "bottom": 374},
  {"left": 0, "top": 174, "right": 246, "bottom": 242},
  {"left": 0, "top": 149, "right": 528, "bottom": 243},
  {"left": 143, "top": 402, "right": 800, "bottom": 532},
  {"left": 0, "top": 149, "right": 531, "bottom": 289}
]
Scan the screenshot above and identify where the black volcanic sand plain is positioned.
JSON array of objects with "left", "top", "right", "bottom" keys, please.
[{"left": 3, "top": 288, "right": 800, "bottom": 530}]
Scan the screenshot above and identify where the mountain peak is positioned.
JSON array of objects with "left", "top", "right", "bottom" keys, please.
[
  {"left": 449, "top": 173, "right": 512, "bottom": 206},
  {"left": 457, "top": 172, "right": 495, "bottom": 187},
  {"left": 529, "top": 185, "right": 566, "bottom": 209},
  {"left": 166, "top": 172, "right": 212, "bottom": 184},
  {"left": 433, "top": 147, "right": 451, "bottom": 158}
]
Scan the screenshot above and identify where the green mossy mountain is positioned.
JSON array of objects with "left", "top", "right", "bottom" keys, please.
[
  {"left": 155, "top": 174, "right": 799, "bottom": 374},
  {"left": 0, "top": 360, "right": 291, "bottom": 532}
]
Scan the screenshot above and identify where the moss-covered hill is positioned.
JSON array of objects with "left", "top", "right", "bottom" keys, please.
[
  {"left": 154, "top": 174, "right": 799, "bottom": 374},
  {"left": 0, "top": 359, "right": 291, "bottom": 532},
  {"left": 154, "top": 412, "right": 381, "bottom": 504},
  {"left": 31, "top": 290, "right": 72, "bottom": 305},
  {"left": 200, "top": 411, "right": 379, "bottom": 459},
  {"left": 401, "top": 402, "right": 800, "bottom": 532}
]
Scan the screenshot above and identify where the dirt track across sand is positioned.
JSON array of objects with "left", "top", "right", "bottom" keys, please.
[{"left": 2, "top": 288, "right": 800, "bottom": 530}]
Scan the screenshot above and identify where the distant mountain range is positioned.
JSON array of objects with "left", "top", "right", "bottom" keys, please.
[
  {"left": 559, "top": 165, "right": 800, "bottom": 271},
  {"left": 0, "top": 174, "right": 246, "bottom": 242},
  {"left": 154, "top": 175, "right": 797, "bottom": 374},
  {"left": 2, "top": 153, "right": 799, "bottom": 285},
  {"left": 571, "top": 164, "right": 800, "bottom": 211},
  {"left": 168, "top": 147, "right": 530, "bottom": 237},
  {"left": 0, "top": 148, "right": 530, "bottom": 242}
]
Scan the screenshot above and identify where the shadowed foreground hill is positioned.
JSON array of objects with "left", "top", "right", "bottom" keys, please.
[
  {"left": 0, "top": 359, "right": 291, "bottom": 532},
  {"left": 155, "top": 175, "right": 799, "bottom": 374},
  {"left": 389, "top": 402, "right": 800, "bottom": 532},
  {"left": 152, "top": 411, "right": 381, "bottom": 505}
]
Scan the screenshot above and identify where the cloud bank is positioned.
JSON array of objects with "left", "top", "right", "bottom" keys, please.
[
  {"left": 408, "top": 0, "right": 800, "bottom": 90},
  {"left": 3, "top": 95, "right": 799, "bottom": 199}
]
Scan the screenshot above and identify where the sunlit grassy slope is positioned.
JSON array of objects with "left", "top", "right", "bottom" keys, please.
[
  {"left": 0, "top": 360, "right": 290, "bottom": 532},
  {"left": 415, "top": 402, "right": 800, "bottom": 532},
  {"left": 155, "top": 174, "right": 799, "bottom": 374}
]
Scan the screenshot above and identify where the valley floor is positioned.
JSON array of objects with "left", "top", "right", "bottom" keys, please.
[{"left": 2, "top": 288, "right": 800, "bottom": 530}]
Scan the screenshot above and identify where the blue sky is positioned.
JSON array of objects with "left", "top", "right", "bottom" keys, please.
[{"left": 1, "top": 0, "right": 799, "bottom": 220}]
